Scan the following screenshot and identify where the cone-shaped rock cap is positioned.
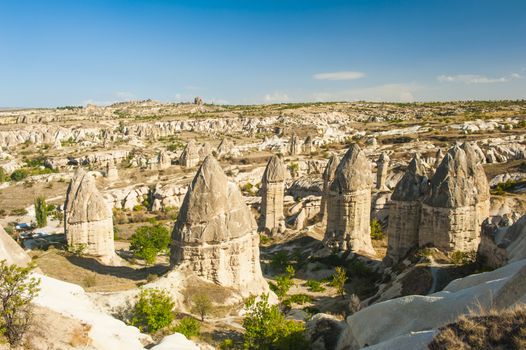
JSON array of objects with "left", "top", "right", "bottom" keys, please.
[
  {"left": 173, "top": 155, "right": 256, "bottom": 244},
  {"left": 65, "top": 168, "right": 111, "bottom": 224},
  {"left": 323, "top": 154, "right": 339, "bottom": 182},
  {"left": 263, "top": 155, "right": 285, "bottom": 183},
  {"left": 330, "top": 143, "right": 372, "bottom": 192},
  {"left": 425, "top": 145, "right": 475, "bottom": 208},
  {"left": 391, "top": 154, "right": 428, "bottom": 201}
]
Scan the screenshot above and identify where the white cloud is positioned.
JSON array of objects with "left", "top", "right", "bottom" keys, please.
[
  {"left": 437, "top": 73, "right": 521, "bottom": 84},
  {"left": 310, "top": 83, "right": 420, "bottom": 102},
  {"left": 313, "top": 71, "right": 366, "bottom": 81},
  {"left": 263, "top": 92, "right": 290, "bottom": 103}
]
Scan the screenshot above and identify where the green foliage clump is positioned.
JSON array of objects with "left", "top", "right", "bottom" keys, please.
[
  {"left": 491, "top": 180, "right": 520, "bottom": 196},
  {"left": 0, "top": 168, "right": 7, "bottom": 183},
  {"left": 191, "top": 293, "right": 213, "bottom": 321},
  {"left": 269, "top": 265, "right": 295, "bottom": 300},
  {"left": 282, "top": 294, "right": 312, "bottom": 308},
  {"left": 34, "top": 196, "right": 48, "bottom": 228},
  {"left": 10, "top": 169, "right": 29, "bottom": 182},
  {"left": 370, "top": 219, "right": 384, "bottom": 240},
  {"left": 450, "top": 251, "right": 477, "bottom": 266},
  {"left": 172, "top": 317, "right": 200, "bottom": 338},
  {"left": 0, "top": 261, "right": 40, "bottom": 346},
  {"left": 259, "top": 234, "right": 272, "bottom": 245},
  {"left": 130, "top": 289, "right": 175, "bottom": 333},
  {"left": 305, "top": 280, "right": 326, "bottom": 292},
  {"left": 129, "top": 224, "right": 170, "bottom": 265},
  {"left": 270, "top": 251, "right": 290, "bottom": 272},
  {"left": 243, "top": 294, "right": 308, "bottom": 350},
  {"left": 331, "top": 266, "right": 347, "bottom": 298}
]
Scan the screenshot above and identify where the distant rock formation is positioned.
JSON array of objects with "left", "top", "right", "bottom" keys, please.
[
  {"left": 320, "top": 154, "right": 338, "bottom": 226},
  {"left": 433, "top": 148, "right": 444, "bottom": 169},
  {"left": 217, "top": 138, "right": 234, "bottom": 158},
  {"left": 385, "top": 154, "right": 429, "bottom": 264},
  {"left": 198, "top": 142, "right": 212, "bottom": 161},
  {"left": 179, "top": 140, "right": 200, "bottom": 168},
  {"left": 419, "top": 143, "right": 490, "bottom": 253},
  {"left": 193, "top": 96, "right": 203, "bottom": 106},
  {"left": 375, "top": 152, "right": 390, "bottom": 191},
  {"left": 260, "top": 155, "right": 286, "bottom": 235},
  {"left": 324, "top": 144, "right": 375, "bottom": 255},
  {"left": 303, "top": 135, "right": 314, "bottom": 154},
  {"left": 64, "top": 168, "right": 116, "bottom": 264},
  {"left": 104, "top": 161, "right": 118, "bottom": 181},
  {"left": 157, "top": 150, "right": 171, "bottom": 170},
  {"left": 289, "top": 133, "right": 302, "bottom": 155},
  {"left": 170, "top": 156, "right": 268, "bottom": 295}
]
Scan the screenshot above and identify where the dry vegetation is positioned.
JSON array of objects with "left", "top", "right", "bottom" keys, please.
[{"left": 429, "top": 304, "right": 526, "bottom": 350}]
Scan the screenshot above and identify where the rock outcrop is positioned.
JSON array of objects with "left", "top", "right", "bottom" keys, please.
[
  {"left": 324, "top": 144, "right": 375, "bottom": 255},
  {"left": 320, "top": 155, "right": 338, "bottom": 225},
  {"left": 375, "top": 152, "right": 390, "bottom": 191},
  {"left": 179, "top": 140, "right": 200, "bottom": 168},
  {"left": 158, "top": 150, "right": 171, "bottom": 170},
  {"left": 104, "top": 161, "right": 119, "bottom": 181},
  {"left": 289, "top": 133, "right": 302, "bottom": 155},
  {"left": 170, "top": 156, "right": 268, "bottom": 295},
  {"left": 0, "top": 226, "right": 31, "bottom": 266},
  {"left": 385, "top": 154, "right": 428, "bottom": 264},
  {"left": 303, "top": 135, "right": 314, "bottom": 154},
  {"left": 260, "top": 155, "right": 286, "bottom": 234},
  {"left": 419, "top": 144, "right": 490, "bottom": 253},
  {"left": 64, "top": 168, "right": 116, "bottom": 264}
]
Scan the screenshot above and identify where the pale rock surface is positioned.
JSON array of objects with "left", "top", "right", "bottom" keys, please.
[
  {"left": 179, "top": 140, "right": 200, "bottom": 167},
  {"left": 0, "top": 226, "right": 31, "bottom": 266},
  {"left": 260, "top": 155, "right": 286, "bottom": 234},
  {"left": 289, "top": 133, "right": 302, "bottom": 155},
  {"left": 64, "top": 168, "right": 116, "bottom": 264},
  {"left": 104, "top": 160, "right": 118, "bottom": 181},
  {"left": 324, "top": 144, "right": 375, "bottom": 255},
  {"left": 375, "top": 152, "right": 390, "bottom": 191},
  {"left": 419, "top": 144, "right": 490, "bottom": 253},
  {"left": 320, "top": 155, "right": 338, "bottom": 225},
  {"left": 170, "top": 156, "right": 269, "bottom": 296},
  {"left": 385, "top": 154, "right": 428, "bottom": 264}
]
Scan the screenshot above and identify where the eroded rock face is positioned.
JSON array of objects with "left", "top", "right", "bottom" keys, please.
[
  {"left": 0, "top": 226, "right": 31, "bottom": 267},
  {"left": 385, "top": 154, "right": 428, "bottom": 264},
  {"left": 64, "top": 168, "right": 116, "bottom": 264},
  {"left": 179, "top": 140, "right": 200, "bottom": 168},
  {"left": 289, "top": 133, "right": 302, "bottom": 155},
  {"left": 304, "top": 135, "right": 314, "bottom": 154},
  {"left": 320, "top": 155, "right": 338, "bottom": 225},
  {"left": 170, "top": 156, "right": 268, "bottom": 295},
  {"left": 419, "top": 144, "right": 490, "bottom": 253},
  {"left": 158, "top": 150, "right": 171, "bottom": 170},
  {"left": 324, "top": 144, "right": 375, "bottom": 255},
  {"left": 376, "top": 152, "right": 390, "bottom": 191},
  {"left": 260, "top": 155, "right": 286, "bottom": 234},
  {"left": 104, "top": 161, "right": 119, "bottom": 181}
]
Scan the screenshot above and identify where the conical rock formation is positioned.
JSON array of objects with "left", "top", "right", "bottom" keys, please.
[
  {"left": 64, "top": 168, "right": 116, "bottom": 264},
  {"left": 324, "top": 144, "right": 375, "bottom": 255},
  {"left": 170, "top": 156, "right": 268, "bottom": 296},
  {"left": 385, "top": 154, "right": 428, "bottom": 264},
  {"left": 260, "top": 155, "right": 286, "bottom": 234},
  {"left": 179, "top": 140, "right": 200, "bottom": 168}
]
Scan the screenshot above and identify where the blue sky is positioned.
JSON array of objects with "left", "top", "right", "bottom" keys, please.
[{"left": 1, "top": 0, "right": 525, "bottom": 107}]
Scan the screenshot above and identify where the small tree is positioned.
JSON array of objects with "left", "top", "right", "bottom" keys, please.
[
  {"left": 34, "top": 196, "right": 48, "bottom": 228},
  {"left": 192, "top": 293, "right": 213, "bottom": 321},
  {"left": 332, "top": 266, "right": 347, "bottom": 299},
  {"left": 243, "top": 293, "right": 308, "bottom": 350},
  {"left": 270, "top": 265, "right": 295, "bottom": 300},
  {"left": 130, "top": 289, "right": 175, "bottom": 333},
  {"left": 129, "top": 224, "right": 170, "bottom": 265},
  {"left": 370, "top": 219, "right": 384, "bottom": 240},
  {"left": 0, "top": 260, "right": 41, "bottom": 346},
  {"left": 173, "top": 317, "right": 200, "bottom": 338}
]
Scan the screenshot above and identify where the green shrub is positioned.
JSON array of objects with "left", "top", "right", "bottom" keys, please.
[
  {"left": 130, "top": 289, "right": 175, "bottom": 333},
  {"left": 172, "top": 317, "right": 200, "bottom": 338},
  {"left": 259, "top": 234, "right": 272, "bottom": 245},
  {"left": 10, "top": 169, "right": 29, "bottom": 182},
  {"left": 191, "top": 293, "right": 212, "bottom": 321},
  {"left": 219, "top": 338, "right": 235, "bottom": 349},
  {"left": 243, "top": 294, "right": 308, "bottom": 350},
  {"left": 285, "top": 294, "right": 311, "bottom": 306},
  {"left": 370, "top": 219, "right": 384, "bottom": 240},
  {"left": 129, "top": 224, "right": 170, "bottom": 265},
  {"left": 270, "top": 251, "right": 290, "bottom": 272},
  {"left": 269, "top": 265, "right": 295, "bottom": 300},
  {"left": 305, "top": 280, "right": 326, "bottom": 292},
  {"left": 0, "top": 168, "right": 7, "bottom": 182},
  {"left": 34, "top": 196, "right": 48, "bottom": 228},
  {"left": 450, "top": 251, "right": 477, "bottom": 265},
  {"left": 0, "top": 261, "right": 40, "bottom": 346},
  {"left": 331, "top": 266, "right": 347, "bottom": 298}
]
